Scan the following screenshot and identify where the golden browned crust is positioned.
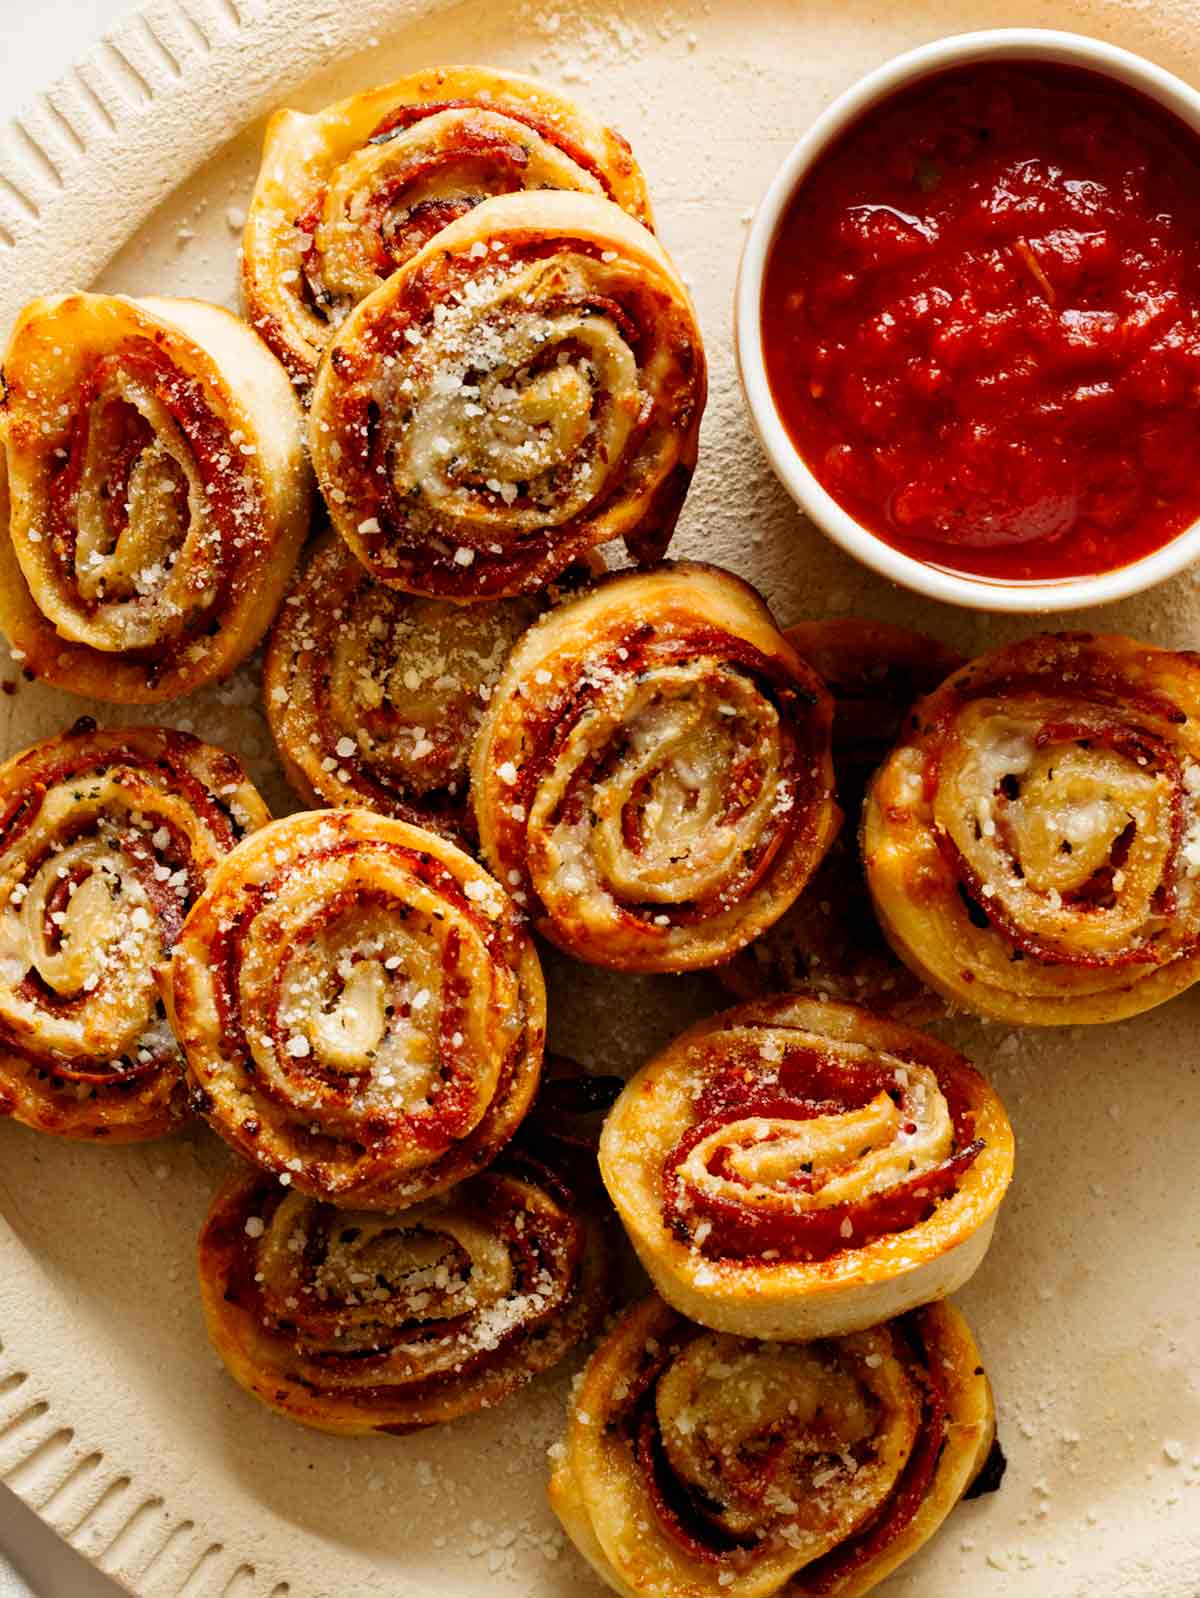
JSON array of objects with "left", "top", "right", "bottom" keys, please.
[
  {"left": 549, "top": 1294, "right": 996, "bottom": 1598},
  {"left": 865, "top": 630, "right": 1200, "bottom": 1024},
  {"left": 199, "top": 1153, "right": 609, "bottom": 1436},
  {"left": 0, "top": 720, "right": 269, "bottom": 1141},
  {"left": 243, "top": 63, "right": 654, "bottom": 386},
  {"left": 167, "top": 809, "right": 545, "bottom": 1207},
  {"left": 308, "top": 191, "right": 705, "bottom": 598},
  {"left": 599, "top": 992, "right": 1013, "bottom": 1340},
  {"left": 0, "top": 293, "right": 311, "bottom": 704},
  {"left": 472, "top": 562, "right": 839, "bottom": 972}
]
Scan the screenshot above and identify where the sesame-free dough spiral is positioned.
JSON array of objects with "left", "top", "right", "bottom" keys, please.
[
  {"left": 308, "top": 190, "right": 706, "bottom": 598},
  {"left": 198, "top": 1151, "right": 608, "bottom": 1435},
  {"left": 599, "top": 994, "right": 1013, "bottom": 1339},
  {"left": 0, "top": 720, "right": 269, "bottom": 1141},
  {"left": 864, "top": 631, "right": 1200, "bottom": 1024},
  {"left": 471, "top": 564, "right": 839, "bottom": 972},
  {"left": 167, "top": 809, "right": 545, "bottom": 1207},
  {"left": 243, "top": 64, "right": 653, "bottom": 386},
  {"left": 0, "top": 294, "right": 311, "bottom": 703},
  {"left": 263, "top": 531, "right": 587, "bottom": 836},
  {"left": 549, "top": 1294, "right": 998, "bottom": 1598}
]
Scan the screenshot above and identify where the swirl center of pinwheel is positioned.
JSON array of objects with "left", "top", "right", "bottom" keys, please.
[
  {"left": 393, "top": 257, "right": 640, "bottom": 534},
  {"left": 18, "top": 844, "right": 126, "bottom": 996},
  {"left": 329, "top": 590, "right": 535, "bottom": 796},
  {"left": 0, "top": 778, "right": 191, "bottom": 1069},
  {"left": 76, "top": 386, "right": 194, "bottom": 601},
  {"left": 653, "top": 1329, "right": 919, "bottom": 1546},
  {"left": 534, "top": 663, "right": 789, "bottom": 912},
  {"left": 44, "top": 350, "right": 237, "bottom": 656},
  {"left": 938, "top": 700, "right": 1194, "bottom": 961},
  {"left": 236, "top": 848, "right": 507, "bottom": 1147},
  {"left": 266, "top": 925, "right": 439, "bottom": 1103},
  {"left": 259, "top": 1192, "right": 517, "bottom": 1348},
  {"left": 674, "top": 1043, "right": 953, "bottom": 1216},
  {"left": 240, "top": 1170, "right": 574, "bottom": 1386}
]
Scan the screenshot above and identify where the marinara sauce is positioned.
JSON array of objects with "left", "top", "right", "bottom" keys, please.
[{"left": 762, "top": 62, "right": 1200, "bottom": 581}]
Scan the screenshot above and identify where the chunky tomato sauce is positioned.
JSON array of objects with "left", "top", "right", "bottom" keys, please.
[{"left": 762, "top": 62, "right": 1200, "bottom": 580}]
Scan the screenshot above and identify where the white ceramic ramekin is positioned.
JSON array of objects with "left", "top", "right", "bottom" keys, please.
[{"left": 735, "top": 28, "right": 1200, "bottom": 613}]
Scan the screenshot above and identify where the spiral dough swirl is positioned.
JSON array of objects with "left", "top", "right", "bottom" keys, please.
[
  {"left": 550, "top": 1294, "right": 997, "bottom": 1598},
  {"left": 472, "top": 564, "right": 839, "bottom": 972},
  {"left": 0, "top": 294, "right": 311, "bottom": 703},
  {"left": 242, "top": 65, "right": 652, "bottom": 386},
  {"left": 263, "top": 532, "right": 589, "bottom": 837},
  {"left": 309, "top": 190, "right": 706, "bottom": 598},
  {"left": 601, "top": 993, "right": 1013, "bottom": 1341},
  {"left": 198, "top": 1152, "right": 608, "bottom": 1434},
  {"left": 167, "top": 809, "right": 546, "bottom": 1207},
  {"left": 0, "top": 720, "right": 269, "bottom": 1141},
  {"left": 865, "top": 631, "right": 1200, "bottom": 1024}
]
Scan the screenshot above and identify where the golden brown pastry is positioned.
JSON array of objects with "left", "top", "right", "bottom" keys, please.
[
  {"left": 723, "top": 619, "right": 962, "bottom": 1019},
  {"left": 262, "top": 532, "right": 591, "bottom": 835},
  {"left": 0, "top": 720, "right": 269, "bottom": 1140},
  {"left": 198, "top": 1151, "right": 608, "bottom": 1435},
  {"left": 0, "top": 293, "right": 311, "bottom": 702},
  {"left": 471, "top": 563, "right": 839, "bottom": 972},
  {"left": 166, "top": 809, "right": 545, "bottom": 1207},
  {"left": 308, "top": 190, "right": 706, "bottom": 598},
  {"left": 243, "top": 64, "right": 653, "bottom": 386},
  {"left": 550, "top": 1294, "right": 998, "bottom": 1598},
  {"left": 865, "top": 631, "right": 1200, "bottom": 1024},
  {"left": 600, "top": 993, "right": 1013, "bottom": 1339}
]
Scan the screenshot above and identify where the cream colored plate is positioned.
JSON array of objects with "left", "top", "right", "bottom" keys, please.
[{"left": 1, "top": 0, "right": 1199, "bottom": 1593}]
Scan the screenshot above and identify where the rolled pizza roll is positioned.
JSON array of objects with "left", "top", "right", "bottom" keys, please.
[
  {"left": 471, "top": 563, "right": 839, "bottom": 972},
  {"left": 0, "top": 719, "right": 269, "bottom": 1141},
  {"left": 166, "top": 809, "right": 545, "bottom": 1207},
  {"left": 0, "top": 293, "right": 311, "bottom": 703},
  {"left": 599, "top": 993, "right": 1013, "bottom": 1339},
  {"left": 262, "top": 531, "right": 590, "bottom": 835},
  {"left": 308, "top": 190, "right": 706, "bottom": 598},
  {"left": 198, "top": 1151, "right": 608, "bottom": 1435},
  {"left": 864, "top": 631, "right": 1200, "bottom": 1024},
  {"left": 243, "top": 64, "right": 652, "bottom": 387},
  {"left": 723, "top": 619, "right": 962, "bottom": 1019},
  {"left": 550, "top": 1294, "right": 998, "bottom": 1598}
]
